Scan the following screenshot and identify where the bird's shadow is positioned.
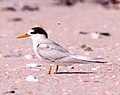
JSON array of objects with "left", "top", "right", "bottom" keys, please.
[{"left": 56, "top": 71, "right": 95, "bottom": 74}]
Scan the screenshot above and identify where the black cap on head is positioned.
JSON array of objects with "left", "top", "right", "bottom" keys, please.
[{"left": 31, "top": 27, "right": 48, "bottom": 38}]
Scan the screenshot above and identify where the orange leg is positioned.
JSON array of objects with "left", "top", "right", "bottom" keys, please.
[
  {"left": 48, "top": 65, "right": 52, "bottom": 74},
  {"left": 55, "top": 65, "right": 59, "bottom": 74}
]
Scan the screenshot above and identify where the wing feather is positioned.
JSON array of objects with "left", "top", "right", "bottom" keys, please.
[{"left": 37, "top": 41, "right": 70, "bottom": 62}]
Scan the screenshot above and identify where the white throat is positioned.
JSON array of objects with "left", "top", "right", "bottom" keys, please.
[{"left": 30, "top": 34, "right": 45, "bottom": 43}]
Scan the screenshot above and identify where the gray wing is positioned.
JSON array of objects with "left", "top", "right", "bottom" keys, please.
[{"left": 37, "top": 41, "right": 70, "bottom": 62}]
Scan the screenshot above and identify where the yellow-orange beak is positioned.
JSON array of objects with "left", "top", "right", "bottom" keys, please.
[{"left": 16, "top": 34, "right": 30, "bottom": 39}]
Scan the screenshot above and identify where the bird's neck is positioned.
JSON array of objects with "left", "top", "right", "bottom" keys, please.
[{"left": 31, "top": 35, "right": 46, "bottom": 47}]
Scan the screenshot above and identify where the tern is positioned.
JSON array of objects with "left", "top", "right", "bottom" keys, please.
[{"left": 17, "top": 27, "right": 106, "bottom": 74}]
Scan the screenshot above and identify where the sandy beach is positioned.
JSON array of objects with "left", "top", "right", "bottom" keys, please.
[{"left": 0, "top": 0, "right": 120, "bottom": 95}]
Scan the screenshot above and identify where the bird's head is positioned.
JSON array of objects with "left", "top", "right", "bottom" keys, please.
[{"left": 17, "top": 27, "right": 48, "bottom": 39}]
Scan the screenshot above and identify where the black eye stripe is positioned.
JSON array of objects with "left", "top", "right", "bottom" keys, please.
[{"left": 31, "top": 31, "right": 39, "bottom": 34}]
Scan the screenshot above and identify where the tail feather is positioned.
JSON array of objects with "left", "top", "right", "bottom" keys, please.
[{"left": 64, "top": 55, "right": 107, "bottom": 64}]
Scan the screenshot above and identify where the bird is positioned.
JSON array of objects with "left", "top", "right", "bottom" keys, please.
[{"left": 17, "top": 27, "right": 106, "bottom": 74}]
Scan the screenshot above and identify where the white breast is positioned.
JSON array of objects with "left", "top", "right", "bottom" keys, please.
[
  {"left": 31, "top": 35, "right": 44, "bottom": 60},
  {"left": 33, "top": 45, "right": 42, "bottom": 59}
]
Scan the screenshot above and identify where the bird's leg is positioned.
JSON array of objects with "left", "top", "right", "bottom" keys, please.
[
  {"left": 55, "top": 65, "right": 59, "bottom": 74},
  {"left": 48, "top": 65, "right": 52, "bottom": 74}
]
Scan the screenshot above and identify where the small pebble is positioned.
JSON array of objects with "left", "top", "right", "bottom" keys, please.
[
  {"left": 67, "top": 66, "right": 74, "bottom": 69},
  {"left": 1, "top": 7, "right": 16, "bottom": 12},
  {"left": 5, "top": 90, "right": 15, "bottom": 94},
  {"left": 90, "top": 75, "right": 99, "bottom": 79},
  {"left": 71, "top": 67, "right": 74, "bottom": 69},
  {"left": 83, "top": 80, "right": 89, "bottom": 82},
  {"left": 92, "top": 68, "right": 97, "bottom": 71},
  {"left": 11, "top": 68, "right": 17, "bottom": 71},
  {"left": 99, "top": 32, "right": 110, "bottom": 36},
  {"left": 26, "top": 63, "right": 41, "bottom": 68},
  {"left": 5, "top": 76, "right": 8, "bottom": 79},
  {"left": 79, "top": 31, "right": 88, "bottom": 35},
  {"left": 55, "top": 0, "right": 76, "bottom": 6},
  {"left": 115, "top": 82, "right": 120, "bottom": 85},
  {"left": 80, "top": 44, "right": 86, "bottom": 48},
  {"left": 5, "top": 64, "right": 8, "bottom": 66},
  {"left": 84, "top": 47, "right": 93, "bottom": 51},
  {"left": 21, "top": 5, "right": 39, "bottom": 11},
  {"left": 80, "top": 68, "right": 84, "bottom": 70},
  {"left": 111, "top": 75, "right": 116, "bottom": 78},
  {"left": 9, "top": 91, "right": 15, "bottom": 93},
  {"left": 24, "top": 54, "right": 33, "bottom": 59},
  {"left": 68, "top": 74, "right": 72, "bottom": 77},
  {"left": 80, "top": 44, "right": 93, "bottom": 51},
  {"left": 5, "top": 72, "right": 8, "bottom": 74},
  {"left": 90, "top": 32, "right": 101, "bottom": 39},
  {"left": 93, "top": 80, "right": 100, "bottom": 83},
  {"left": 107, "top": 62, "right": 112, "bottom": 65},
  {"left": 26, "top": 75, "right": 38, "bottom": 82},
  {"left": 58, "top": 22, "right": 60, "bottom": 25},
  {"left": 104, "top": 91, "right": 111, "bottom": 95},
  {"left": 42, "top": 67, "right": 46, "bottom": 70},
  {"left": 117, "top": 58, "right": 120, "bottom": 60}
]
